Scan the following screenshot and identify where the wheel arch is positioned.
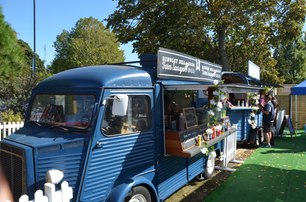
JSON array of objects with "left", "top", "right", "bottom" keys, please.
[{"left": 105, "top": 176, "right": 158, "bottom": 202}]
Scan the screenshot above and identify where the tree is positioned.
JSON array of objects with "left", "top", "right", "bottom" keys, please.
[
  {"left": 50, "top": 17, "right": 125, "bottom": 73},
  {"left": 107, "top": 0, "right": 306, "bottom": 84},
  {"left": 18, "top": 39, "right": 45, "bottom": 71},
  {"left": 0, "top": 7, "right": 26, "bottom": 78},
  {"left": 107, "top": 1, "right": 217, "bottom": 63},
  {"left": 0, "top": 7, "right": 50, "bottom": 119},
  {"left": 274, "top": 35, "right": 306, "bottom": 84}
]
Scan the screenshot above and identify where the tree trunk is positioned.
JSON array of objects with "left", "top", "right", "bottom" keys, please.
[{"left": 217, "top": 28, "right": 230, "bottom": 71}]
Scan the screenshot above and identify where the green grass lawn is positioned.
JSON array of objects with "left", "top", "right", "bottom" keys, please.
[{"left": 205, "top": 130, "right": 306, "bottom": 202}]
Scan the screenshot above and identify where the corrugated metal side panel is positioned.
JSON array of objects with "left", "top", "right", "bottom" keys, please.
[
  {"left": 157, "top": 156, "right": 187, "bottom": 201},
  {"left": 36, "top": 140, "right": 86, "bottom": 197},
  {"left": 187, "top": 154, "right": 204, "bottom": 181},
  {"left": 81, "top": 133, "right": 155, "bottom": 202},
  {"left": 229, "top": 110, "right": 262, "bottom": 141},
  {"left": 228, "top": 110, "right": 243, "bottom": 140},
  {"left": 256, "top": 112, "right": 263, "bottom": 127},
  {"left": 243, "top": 111, "right": 250, "bottom": 140}
]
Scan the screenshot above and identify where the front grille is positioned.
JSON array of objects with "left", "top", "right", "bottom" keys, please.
[{"left": 0, "top": 142, "right": 26, "bottom": 202}]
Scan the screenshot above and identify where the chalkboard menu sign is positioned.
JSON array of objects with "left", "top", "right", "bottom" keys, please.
[
  {"left": 183, "top": 107, "right": 198, "bottom": 129},
  {"left": 157, "top": 47, "right": 222, "bottom": 82},
  {"left": 286, "top": 115, "right": 296, "bottom": 136},
  {"left": 279, "top": 115, "right": 296, "bottom": 137}
]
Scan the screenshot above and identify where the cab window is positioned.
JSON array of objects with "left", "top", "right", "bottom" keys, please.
[
  {"left": 102, "top": 95, "right": 151, "bottom": 135},
  {"left": 29, "top": 94, "right": 95, "bottom": 129}
]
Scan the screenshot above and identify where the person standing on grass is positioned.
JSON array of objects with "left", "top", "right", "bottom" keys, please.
[{"left": 259, "top": 94, "right": 275, "bottom": 148}]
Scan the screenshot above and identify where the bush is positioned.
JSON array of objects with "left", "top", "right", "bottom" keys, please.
[
  {"left": 0, "top": 69, "right": 52, "bottom": 119},
  {"left": 0, "top": 109, "right": 23, "bottom": 123}
]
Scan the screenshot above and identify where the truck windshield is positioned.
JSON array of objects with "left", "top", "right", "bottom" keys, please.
[{"left": 29, "top": 94, "right": 96, "bottom": 129}]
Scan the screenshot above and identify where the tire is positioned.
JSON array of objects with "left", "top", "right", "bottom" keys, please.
[
  {"left": 204, "top": 152, "right": 216, "bottom": 179},
  {"left": 126, "top": 186, "right": 151, "bottom": 202}
]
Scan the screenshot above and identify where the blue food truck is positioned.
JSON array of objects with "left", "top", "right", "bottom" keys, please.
[{"left": 0, "top": 48, "right": 236, "bottom": 202}]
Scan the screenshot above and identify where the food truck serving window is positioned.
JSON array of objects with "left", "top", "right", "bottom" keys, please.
[
  {"left": 102, "top": 95, "right": 151, "bottom": 136},
  {"left": 29, "top": 94, "right": 96, "bottom": 129}
]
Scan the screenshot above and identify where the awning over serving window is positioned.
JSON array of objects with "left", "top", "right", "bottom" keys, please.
[
  {"left": 220, "top": 71, "right": 281, "bottom": 93},
  {"left": 158, "top": 80, "right": 214, "bottom": 90},
  {"left": 219, "top": 84, "right": 263, "bottom": 93}
]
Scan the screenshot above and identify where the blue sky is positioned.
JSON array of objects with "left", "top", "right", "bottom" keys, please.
[
  {"left": 1, "top": 1, "right": 305, "bottom": 67},
  {"left": 0, "top": 0, "right": 139, "bottom": 66}
]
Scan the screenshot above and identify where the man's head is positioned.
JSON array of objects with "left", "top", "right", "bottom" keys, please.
[{"left": 264, "top": 94, "right": 271, "bottom": 103}]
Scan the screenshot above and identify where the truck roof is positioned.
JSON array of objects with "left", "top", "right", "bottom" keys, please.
[{"left": 35, "top": 65, "right": 155, "bottom": 90}]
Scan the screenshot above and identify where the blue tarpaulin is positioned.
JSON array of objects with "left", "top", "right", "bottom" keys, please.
[{"left": 291, "top": 80, "right": 306, "bottom": 95}]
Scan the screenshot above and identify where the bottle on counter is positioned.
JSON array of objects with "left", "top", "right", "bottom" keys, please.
[
  {"left": 221, "top": 123, "right": 225, "bottom": 134},
  {"left": 197, "top": 135, "right": 202, "bottom": 146},
  {"left": 237, "top": 100, "right": 241, "bottom": 107},
  {"left": 179, "top": 113, "right": 186, "bottom": 131},
  {"left": 241, "top": 100, "right": 245, "bottom": 107},
  {"left": 212, "top": 125, "right": 216, "bottom": 139},
  {"left": 217, "top": 124, "right": 221, "bottom": 136}
]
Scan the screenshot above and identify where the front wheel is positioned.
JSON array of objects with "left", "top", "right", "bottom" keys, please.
[
  {"left": 126, "top": 186, "right": 151, "bottom": 202},
  {"left": 204, "top": 151, "right": 216, "bottom": 179}
]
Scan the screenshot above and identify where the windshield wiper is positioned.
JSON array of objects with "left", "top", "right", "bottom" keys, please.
[
  {"left": 50, "top": 124, "right": 70, "bottom": 132},
  {"left": 27, "top": 120, "right": 42, "bottom": 126}
]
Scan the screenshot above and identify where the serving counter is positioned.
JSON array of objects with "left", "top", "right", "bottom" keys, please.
[{"left": 165, "top": 125, "right": 237, "bottom": 158}]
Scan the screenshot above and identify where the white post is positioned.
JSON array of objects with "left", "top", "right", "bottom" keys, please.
[
  {"left": 44, "top": 183, "right": 56, "bottom": 202},
  {"left": 34, "top": 190, "right": 48, "bottom": 202},
  {"left": 19, "top": 195, "right": 29, "bottom": 202},
  {"left": 61, "top": 181, "right": 73, "bottom": 202}
]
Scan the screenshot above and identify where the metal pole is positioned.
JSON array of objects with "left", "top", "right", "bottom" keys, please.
[
  {"left": 32, "top": 0, "right": 36, "bottom": 72},
  {"left": 295, "top": 95, "right": 298, "bottom": 129},
  {"left": 290, "top": 94, "right": 292, "bottom": 120}
]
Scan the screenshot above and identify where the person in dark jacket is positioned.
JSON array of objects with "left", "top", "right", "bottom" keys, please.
[{"left": 259, "top": 95, "right": 275, "bottom": 148}]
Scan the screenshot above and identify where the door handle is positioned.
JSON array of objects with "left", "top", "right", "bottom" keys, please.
[{"left": 96, "top": 141, "right": 107, "bottom": 148}]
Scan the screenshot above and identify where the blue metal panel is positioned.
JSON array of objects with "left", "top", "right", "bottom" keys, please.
[
  {"left": 80, "top": 132, "right": 155, "bottom": 201},
  {"left": 157, "top": 156, "right": 187, "bottom": 201},
  {"left": 227, "top": 109, "right": 262, "bottom": 141},
  {"left": 35, "top": 66, "right": 153, "bottom": 90},
  {"left": 256, "top": 111, "right": 263, "bottom": 127},
  {"left": 243, "top": 110, "right": 251, "bottom": 140},
  {"left": 227, "top": 110, "right": 244, "bottom": 141},
  {"left": 34, "top": 139, "right": 87, "bottom": 199},
  {"left": 187, "top": 154, "right": 204, "bottom": 181},
  {"left": 3, "top": 126, "right": 88, "bottom": 200}
]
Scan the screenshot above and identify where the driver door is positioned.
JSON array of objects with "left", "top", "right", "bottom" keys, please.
[{"left": 79, "top": 89, "right": 155, "bottom": 201}]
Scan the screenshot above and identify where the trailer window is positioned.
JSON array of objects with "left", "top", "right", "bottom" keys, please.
[
  {"left": 29, "top": 94, "right": 96, "bottom": 129},
  {"left": 102, "top": 95, "right": 151, "bottom": 135}
]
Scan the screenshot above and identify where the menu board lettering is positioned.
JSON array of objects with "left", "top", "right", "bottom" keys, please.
[{"left": 158, "top": 47, "right": 222, "bottom": 82}]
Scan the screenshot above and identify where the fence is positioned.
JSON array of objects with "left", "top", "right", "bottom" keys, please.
[
  {"left": 0, "top": 121, "right": 24, "bottom": 140},
  {"left": 19, "top": 180, "right": 73, "bottom": 202}
]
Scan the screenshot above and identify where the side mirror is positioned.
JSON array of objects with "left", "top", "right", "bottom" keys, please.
[{"left": 112, "top": 94, "right": 128, "bottom": 116}]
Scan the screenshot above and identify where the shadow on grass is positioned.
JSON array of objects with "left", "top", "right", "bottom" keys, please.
[
  {"left": 260, "top": 132, "right": 306, "bottom": 154},
  {"left": 203, "top": 132, "right": 306, "bottom": 202},
  {"left": 204, "top": 164, "right": 306, "bottom": 202},
  {"left": 179, "top": 132, "right": 306, "bottom": 202}
]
